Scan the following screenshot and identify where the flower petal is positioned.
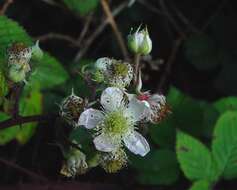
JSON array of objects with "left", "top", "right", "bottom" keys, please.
[
  {"left": 78, "top": 108, "right": 104, "bottom": 129},
  {"left": 93, "top": 134, "right": 118, "bottom": 152},
  {"left": 123, "top": 131, "right": 150, "bottom": 156},
  {"left": 125, "top": 98, "right": 149, "bottom": 122},
  {"left": 100, "top": 87, "right": 124, "bottom": 112},
  {"left": 149, "top": 94, "right": 166, "bottom": 106}
]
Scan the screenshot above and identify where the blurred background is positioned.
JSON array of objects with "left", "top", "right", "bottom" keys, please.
[{"left": 0, "top": 0, "right": 237, "bottom": 189}]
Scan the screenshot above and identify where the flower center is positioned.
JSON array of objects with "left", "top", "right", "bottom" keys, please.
[
  {"left": 137, "top": 94, "right": 150, "bottom": 101},
  {"left": 112, "top": 63, "right": 129, "bottom": 78},
  {"left": 104, "top": 111, "right": 129, "bottom": 135}
]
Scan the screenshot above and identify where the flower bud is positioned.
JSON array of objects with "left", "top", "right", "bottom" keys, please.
[
  {"left": 31, "top": 40, "right": 43, "bottom": 60},
  {"left": 60, "top": 147, "right": 88, "bottom": 177},
  {"left": 8, "top": 66, "right": 26, "bottom": 83},
  {"left": 60, "top": 89, "right": 85, "bottom": 127},
  {"left": 127, "top": 26, "right": 152, "bottom": 55}
]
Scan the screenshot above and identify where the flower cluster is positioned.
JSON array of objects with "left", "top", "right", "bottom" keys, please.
[{"left": 59, "top": 26, "right": 169, "bottom": 175}]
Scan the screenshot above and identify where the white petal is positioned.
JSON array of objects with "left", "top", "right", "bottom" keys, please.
[
  {"left": 125, "top": 98, "right": 149, "bottom": 122},
  {"left": 100, "top": 87, "right": 124, "bottom": 112},
  {"left": 123, "top": 131, "right": 150, "bottom": 156},
  {"left": 149, "top": 94, "right": 166, "bottom": 105},
  {"left": 95, "top": 57, "right": 111, "bottom": 71},
  {"left": 78, "top": 108, "right": 104, "bottom": 129},
  {"left": 93, "top": 134, "right": 118, "bottom": 152}
]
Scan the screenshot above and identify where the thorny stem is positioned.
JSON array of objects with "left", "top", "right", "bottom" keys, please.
[
  {"left": 0, "top": 0, "right": 13, "bottom": 15},
  {"left": 133, "top": 53, "right": 141, "bottom": 87},
  {"left": 0, "top": 114, "right": 56, "bottom": 130}
]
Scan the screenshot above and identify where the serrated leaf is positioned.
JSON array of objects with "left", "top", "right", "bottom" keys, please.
[
  {"left": 0, "top": 16, "right": 68, "bottom": 90},
  {"left": 200, "top": 102, "right": 219, "bottom": 138},
  {"left": 184, "top": 34, "right": 221, "bottom": 70},
  {"left": 131, "top": 149, "right": 179, "bottom": 185},
  {"left": 213, "top": 97, "right": 237, "bottom": 114},
  {"left": 0, "top": 70, "right": 8, "bottom": 97},
  {"left": 64, "top": 0, "right": 99, "bottom": 15},
  {"left": 28, "top": 53, "right": 69, "bottom": 90},
  {"left": 0, "top": 112, "right": 19, "bottom": 145},
  {"left": 0, "top": 16, "right": 32, "bottom": 60},
  {"left": 189, "top": 180, "right": 211, "bottom": 190},
  {"left": 16, "top": 90, "right": 42, "bottom": 144},
  {"left": 176, "top": 131, "right": 216, "bottom": 181},
  {"left": 212, "top": 111, "right": 237, "bottom": 179},
  {"left": 149, "top": 119, "right": 176, "bottom": 148},
  {"left": 167, "top": 87, "right": 204, "bottom": 136}
]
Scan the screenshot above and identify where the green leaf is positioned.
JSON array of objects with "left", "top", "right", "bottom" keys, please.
[
  {"left": 213, "top": 97, "right": 237, "bottom": 114},
  {"left": 200, "top": 102, "right": 219, "bottom": 138},
  {"left": 212, "top": 111, "right": 237, "bottom": 179},
  {"left": 0, "top": 70, "right": 8, "bottom": 97},
  {"left": 149, "top": 119, "right": 176, "bottom": 148},
  {"left": 63, "top": 0, "right": 99, "bottom": 15},
  {"left": 0, "top": 112, "right": 20, "bottom": 145},
  {"left": 15, "top": 90, "right": 42, "bottom": 144},
  {"left": 0, "top": 16, "right": 68, "bottom": 90},
  {"left": 131, "top": 149, "right": 179, "bottom": 185},
  {"left": 69, "top": 127, "right": 93, "bottom": 152},
  {"left": 0, "top": 16, "right": 32, "bottom": 60},
  {"left": 28, "top": 53, "right": 69, "bottom": 90},
  {"left": 167, "top": 87, "right": 204, "bottom": 136},
  {"left": 184, "top": 34, "right": 221, "bottom": 70},
  {"left": 176, "top": 131, "right": 216, "bottom": 181},
  {"left": 189, "top": 180, "right": 211, "bottom": 190}
]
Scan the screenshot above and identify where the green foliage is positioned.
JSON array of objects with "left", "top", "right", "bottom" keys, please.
[
  {"left": 16, "top": 90, "right": 42, "bottom": 144},
  {"left": 28, "top": 53, "right": 69, "bottom": 90},
  {"left": 166, "top": 87, "right": 204, "bottom": 136},
  {"left": 0, "top": 15, "right": 69, "bottom": 144},
  {"left": 131, "top": 149, "right": 179, "bottom": 185},
  {"left": 213, "top": 97, "right": 237, "bottom": 114},
  {"left": 63, "top": 0, "right": 99, "bottom": 15},
  {"left": 212, "top": 111, "right": 237, "bottom": 180},
  {"left": 189, "top": 180, "right": 211, "bottom": 190},
  {"left": 0, "top": 112, "right": 20, "bottom": 145},
  {"left": 184, "top": 34, "right": 221, "bottom": 70},
  {"left": 176, "top": 131, "right": 216, "bottom": 182},
  {"left": 0, "top": 70, "right": 8, "bottom": 97}
]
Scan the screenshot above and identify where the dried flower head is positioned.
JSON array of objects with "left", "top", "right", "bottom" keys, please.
[
  {"left": 94, "top": 58, "right": 133, "bottom": 88},
  {"left": 60, "top": 89, "right": 85, "bottom": 127}
]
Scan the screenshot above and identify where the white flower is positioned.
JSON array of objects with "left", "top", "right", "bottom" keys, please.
[
  {"left": 94, "top": 58, "right": 133, "bottom": 89},
  {"left": 78, "top": 87, "right": 150, "bottom": 157},
  {"left": 136, "top": 92, "right": 169, "bottom": 123},
  {"left": 129, "top": 71, "right": 170, "bottom": 124}
]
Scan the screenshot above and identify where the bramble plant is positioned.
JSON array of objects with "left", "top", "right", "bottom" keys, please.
[{"left": 1, "top": 1, "right": 237, "bottom": 190}]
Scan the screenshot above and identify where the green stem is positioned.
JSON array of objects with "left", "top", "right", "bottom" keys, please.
[{"left": 133, "top": 53, "right": 141, "bottom": 87}]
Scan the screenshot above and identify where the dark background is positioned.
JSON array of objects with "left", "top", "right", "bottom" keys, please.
[{"left": 0, "top": 0, "right": 237, "bottom": 189}]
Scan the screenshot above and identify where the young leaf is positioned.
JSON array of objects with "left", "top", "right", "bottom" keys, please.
[
  {"left": 213, "top": 97, "right": 237, "bottom": 114},
  {"left": 63, "top": 0, "right": 99, "bottom": 15},
  {"left": 28, "top": 53, "right": 69, "bottom": 90},
  {"left": 212, "top": 111, "right": 237, "bottom": 179},
  {"left": 189, "top": 180, "right": 211, "bottom": 190},
  {"left": 131, "top": 149, "right": 179, "bottom": 185},
  {"left": 176, "top": 131, "right": 216, "bottom": 181},
  {"left": 0, "top": 70, "right": 8, "bottom": 97},
  {"left": 16, "top": 90, "right": 42, "bottom": 144},
  {"left": 167, "top": 87, "right": 204, "bottom": 136},
  {"left": 0, "top": 112, "right": 19, "bottom": 145}
]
